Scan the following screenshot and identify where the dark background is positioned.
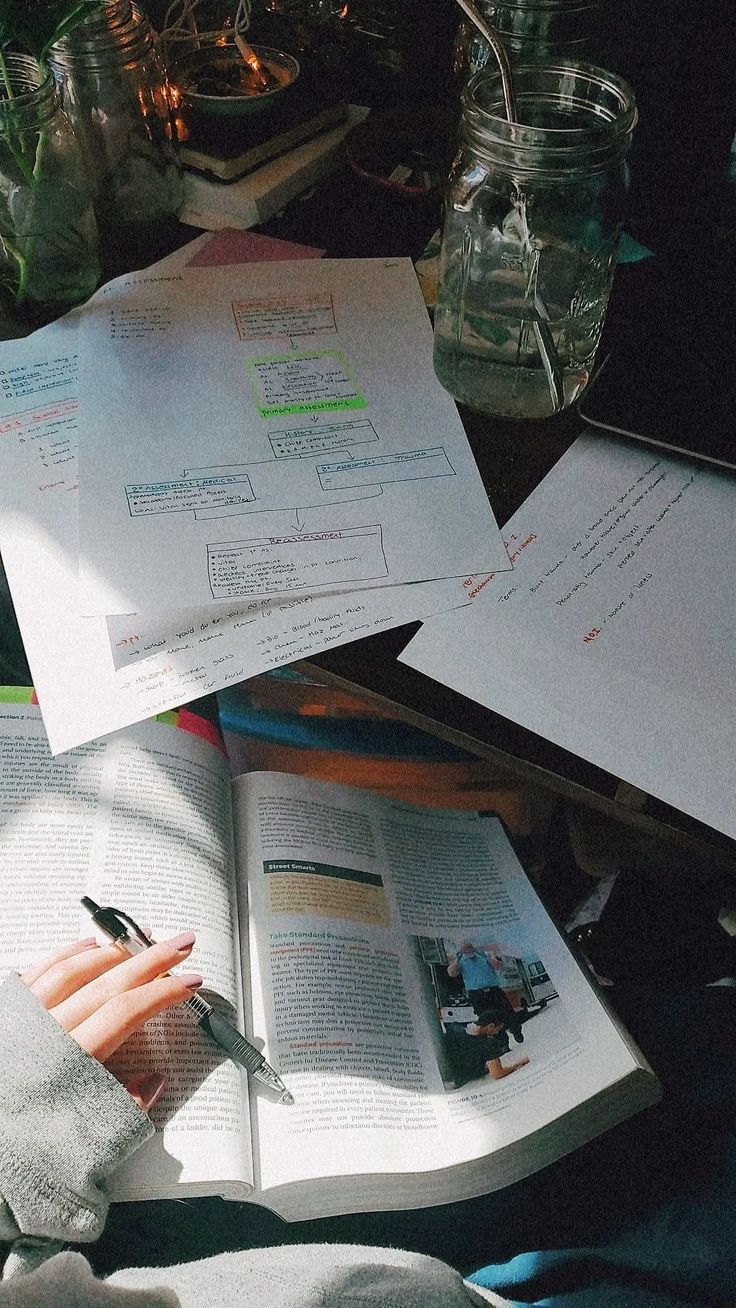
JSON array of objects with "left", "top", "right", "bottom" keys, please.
[{"left": 140, "top": 0, "right": 736, "bottom": 256}]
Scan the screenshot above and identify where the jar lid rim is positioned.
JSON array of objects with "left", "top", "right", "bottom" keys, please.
[
  {"left": 0, "top": 53, "right": 56, "bottom": 113},
  {"left": 464, "top": 60, "right": 638, "bottom": 140}
]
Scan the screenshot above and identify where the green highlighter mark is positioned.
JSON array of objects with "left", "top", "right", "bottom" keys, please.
[
  {"left": 260, "top": 396, "right": 367, "bottom": 418},
  {"left": 246, "top": 350, "right": 366, "bottom": 419}
]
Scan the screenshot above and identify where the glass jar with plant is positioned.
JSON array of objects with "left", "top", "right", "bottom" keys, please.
[
  {"left": 0, "top": 2, "right": 103, "bottom": 318},
  {"left": 47, "top": 1, "right": 183, "bottom": 273}
]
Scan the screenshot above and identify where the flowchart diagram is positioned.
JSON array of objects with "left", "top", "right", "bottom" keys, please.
[
  {"left": 124, "top": 437, "right": 457, "bottom": 522},
  {"left": 79, "top": 258, "right": 508, "bottom": 618},
  {"left": 122, "top": 289, "right": 459, "bottom": 599},
  {"left": 124, "top": 427, "right": 458, "bottom": 598},
  {"left": 207, "top": 523, "right": 388, "bottom": 599}
]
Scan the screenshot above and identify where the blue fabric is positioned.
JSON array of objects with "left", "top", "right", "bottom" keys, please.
[
  {"left": 456, "top": 951, "right": 500, "bottom": 992},
  {"left": 91, "top": 986, "right": 735, "bottom": 1306},
  {"left": 617, "top": 233, "right": 655, "bottom": 263},
  {"left": 468, "top": 986, "right": 736, "bottom": 1307},
  {"left": 217, "top": 698, "right": 476, "bottom": 761}
]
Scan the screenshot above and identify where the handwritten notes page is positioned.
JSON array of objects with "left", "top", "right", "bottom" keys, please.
[
  {"left": 401, "top": 431, "right": 736, "bottom": 839},
  {"left": 76, "top": 258, "right": 509, "bottom": 616},
  {"left": 0, "top": 252, "right": 465, "bottom": 753},
  {"left": 102, "top": 580, "right": 459, "bottom": 676}
]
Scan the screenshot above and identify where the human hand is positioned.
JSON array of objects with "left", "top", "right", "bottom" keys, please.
[{"left": 20, "top": 933, "right": 202, "bottom": 1110}]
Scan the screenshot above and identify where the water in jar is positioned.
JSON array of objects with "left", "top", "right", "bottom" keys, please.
[{"left": 433, "top": 201, "right": 615, "bottom": 421}]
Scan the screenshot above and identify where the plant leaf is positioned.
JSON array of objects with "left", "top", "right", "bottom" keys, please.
[{"left": 0, "top": 1, "right": 105, "bottom": 63}]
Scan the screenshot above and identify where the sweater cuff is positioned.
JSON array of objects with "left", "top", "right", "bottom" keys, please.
[{"left": 0, "top": 972, "right": 153, "bottom": 1244}]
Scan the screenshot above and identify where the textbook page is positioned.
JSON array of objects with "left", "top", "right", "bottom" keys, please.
[
  {"left": 400, "top": 431, "right": 736, "bottom": 840},
  {"left": 0, "top": 302, "right": 464, "bottom": 754},
  {"left": 76, "top": 258, "right": 509, "bottom": 616},
  {"left": 0, "top": 702, "right": 253, "bottom": 1199},
  {"left": 232, "top": 771, "right": 655, "bottom": 1218}
]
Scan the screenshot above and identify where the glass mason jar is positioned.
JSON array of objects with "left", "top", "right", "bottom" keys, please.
[
  {"left": 48, "top": 0, "right": 182, "bottom": 261},
  {"left": 0, "top": 54, "right": 100, "bottom": 312},
  {"left": 454, "top": 1, "right": 602, "bottom": 82},
  {"left": 433, "top": 62, "right": 637, "bottom": 420}
]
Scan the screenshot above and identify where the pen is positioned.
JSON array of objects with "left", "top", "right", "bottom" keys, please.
[{"left": 81, "top": 896, "right": 294, "bottom": 1104}]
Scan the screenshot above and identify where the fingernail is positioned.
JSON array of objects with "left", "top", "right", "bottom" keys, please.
[
  {"left": 169, "top": 931, "right": 196, "bottom": 951},
  {"left": 129, "top": 1072, "right": 167, "bottom": 1112},
  {"left": 180, "top": 973, "right": 204, "bottom": 989},
  {"left": 77, "top": 937, "right": 99, "bottom": 949}
]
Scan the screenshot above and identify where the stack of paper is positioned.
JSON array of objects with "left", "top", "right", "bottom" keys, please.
[{"left": 0, "top": 237, "right": 510, "bottom": 754}]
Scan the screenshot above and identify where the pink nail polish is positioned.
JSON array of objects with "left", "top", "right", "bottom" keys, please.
[
  {"left": 77, "top": 937, "right": 98, "bottom": 949},
  {"left": 128, "top": 1072, "right": 167, "bottom": 1112},
  {"left": 169, "top": 931, "right": 196, "bottom": 951},
  {"left": 180, "top": 974, "right": 204, "bottom": 989}
]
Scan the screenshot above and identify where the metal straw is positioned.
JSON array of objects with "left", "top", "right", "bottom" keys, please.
[
  {"left": 453, "top": 0, "right": 517, "bottom": 121},
  {"left": 452, "top": 6, "right": 565, "bottom": 413}
]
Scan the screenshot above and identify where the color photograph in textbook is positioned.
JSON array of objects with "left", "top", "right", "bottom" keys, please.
[{"left": 0, "top": 693, "right": 659, "bottom": 1221}]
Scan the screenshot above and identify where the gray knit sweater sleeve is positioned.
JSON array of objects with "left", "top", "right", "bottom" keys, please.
[
  {"left": 0, "top": 972, "right": 152, "bottom": 1277},
  {"left": 0, "top": 975, "right": 507, "bottom": 1308}
]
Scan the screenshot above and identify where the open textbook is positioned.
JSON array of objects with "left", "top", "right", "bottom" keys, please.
[
  {"left": 400, "top": 430, "right": 736, "bottom": 841},
  {"left": 0, "top": 698, "right": 659, "bottom": 1218}
]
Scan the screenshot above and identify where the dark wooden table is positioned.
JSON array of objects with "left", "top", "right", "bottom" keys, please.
[
  {"left": 0, "top": 156, "right": 732, "bottom": 869},
  {"left": 264, "top": 168, "right": 736, "bottom": 869}
]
